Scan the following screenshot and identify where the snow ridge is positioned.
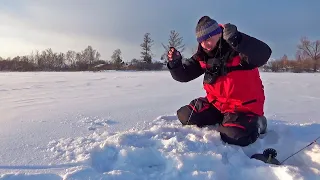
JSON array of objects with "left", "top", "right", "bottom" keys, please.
[{"left": 17, "top": 115, "right": 318, "bottom": 180}]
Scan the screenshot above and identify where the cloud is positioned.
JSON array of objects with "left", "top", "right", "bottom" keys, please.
[
  {"left": 0, "top": 0, "right": 220, "bottom": 60},
  {"left": 0, "top": 5, "right": 144, "bottom": 61}
]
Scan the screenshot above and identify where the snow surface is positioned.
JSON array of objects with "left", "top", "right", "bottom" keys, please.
[{"left": 0, "top": 71, "right": 319, "bottom": 180}]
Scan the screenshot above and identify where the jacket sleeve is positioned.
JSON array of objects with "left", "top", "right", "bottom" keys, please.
[
  {"left": 235, "top": 32, "right": 272, "bottom": 67},
  {"left": 167, "top": 57, "right": 204, "bottom": 82}
]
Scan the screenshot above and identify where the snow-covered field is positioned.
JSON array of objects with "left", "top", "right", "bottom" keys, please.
[{"left": 0, "top": 71, "right": 319, "bottom": 180}]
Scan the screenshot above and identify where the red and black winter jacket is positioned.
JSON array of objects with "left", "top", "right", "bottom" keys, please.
[{"left": 167, "top": 32, "right": 271, "bottom": 116}]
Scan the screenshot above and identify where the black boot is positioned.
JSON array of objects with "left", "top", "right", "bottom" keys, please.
[{"left": 257, "top": 116, "right": 267, "bottom": 134}]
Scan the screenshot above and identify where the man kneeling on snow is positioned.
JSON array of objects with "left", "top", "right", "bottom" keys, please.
[{"left": 167, "top": 16, "right": 271, "bottom": 147}]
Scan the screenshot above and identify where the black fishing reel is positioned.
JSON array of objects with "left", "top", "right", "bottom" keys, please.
[
  {"left": 263, "top": 148, "right": 277, "bottom": 159},
  {"left": 251, "top": 148, "right": 281, "bottom": 165}
]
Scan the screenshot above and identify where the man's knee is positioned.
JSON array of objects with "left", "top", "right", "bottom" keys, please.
[
  {"left": 218, "top": 126, "right": 259, "bottom": 146},
  {"left": 217, "top": 113, "right": 259, "bottom": 146},
  {"left": 177, "top": 105, "right": 192, "bottom": 125},
  {"left": 176, "top": 97, "right": 222, "bottom": 127}
]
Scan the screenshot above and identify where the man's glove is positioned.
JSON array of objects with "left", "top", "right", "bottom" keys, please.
[
  {"left": 222, "top": 23, "right": 242, "bottom": 48},
  {"left": 167, "top": 47, "right": 182, "bottom": 61},
  {"left": 167, "top": 47, "right": 182, "bottom": 68}
]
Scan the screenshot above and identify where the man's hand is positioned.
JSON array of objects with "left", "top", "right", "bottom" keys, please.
[
  {"left": 167, "top": 47, "right": 182, "bottom": 61},
  {"left": 222, "top": 23, "right": 242, "bottom": 48}
]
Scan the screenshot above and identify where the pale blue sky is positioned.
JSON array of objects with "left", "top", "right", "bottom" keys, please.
[{"left": 0, "top": 0, "right": 319, "bottom": 61}]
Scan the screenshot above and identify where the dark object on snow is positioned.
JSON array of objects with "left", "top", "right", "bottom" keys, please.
[
  {"left": 251, "top": 136, "right": 320, "bottom": 165},
  {"left": 251, "top": 148, "right": 281, "bottom": 165}
]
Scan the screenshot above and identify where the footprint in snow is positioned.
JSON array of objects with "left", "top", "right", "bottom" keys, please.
[{"left": 78, "top": 116, "right": 118, "bottom": 131}]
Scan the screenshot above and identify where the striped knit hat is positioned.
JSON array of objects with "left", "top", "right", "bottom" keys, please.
[{"left": 196, "top": 16, "right": 222, "bottom": 43}]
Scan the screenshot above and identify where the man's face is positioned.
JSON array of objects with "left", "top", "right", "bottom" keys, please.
[{"left": 200, "top": 33, "right": 221, "bottom": 51}]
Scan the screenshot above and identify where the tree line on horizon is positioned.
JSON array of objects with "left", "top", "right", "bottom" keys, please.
[
  {"left": 0, "top": 30, "right": 186, "bottom": 72},
  {"left": 261, "top": 37, "right": 320, "bottom": 73},
  {"left": 0, "top": 32, "right": 319, "bottom": 73}
]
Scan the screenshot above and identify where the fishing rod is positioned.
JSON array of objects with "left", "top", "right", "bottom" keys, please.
[{"left": 280, "top": 135, "right": 320, "bottom": 164}]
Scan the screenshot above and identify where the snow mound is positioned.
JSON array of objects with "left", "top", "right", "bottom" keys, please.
[
  {"left": 1, "top": 115, "right": 319, "bottom": 179},
  {"left": 0, "top": 173, "right": 61, "bottom": 180},
  {"left": 32, "top": 115, "right": 318, "bottom": 179}
]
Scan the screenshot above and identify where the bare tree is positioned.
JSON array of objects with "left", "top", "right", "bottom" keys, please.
[
  {"left": 280, "top": 54, "right": 290, "bottom": 71},
  {"left": 140, "top": 33, "right": 154, "bottom": 63},
  {"left": 297, "top": 37, "right": 320, "bottom": 72},
  {"left": 81, "top": 45, "right": 101, "bottom": 65},
  {"left": 55, "top": 52, "right": 65, "bottom": 69},
  {"left": 161, "top": 30, "right": 185, "bottom": 62},
  {"left": 267, "top": 59, "right": 281, "bottom": 72},
  {"left": 111, "top": 49, "right": 123, "bottom": 70},
  {"left": 66, "top": 50, "right": 77, "bottom": 67}
]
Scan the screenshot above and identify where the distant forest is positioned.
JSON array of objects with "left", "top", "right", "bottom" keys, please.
[
  {"left": 261, "top": 37, "right": 320, "bottom": 73},
  {"left": 1, "top": 31, "right": 319, "bottom": 73}
]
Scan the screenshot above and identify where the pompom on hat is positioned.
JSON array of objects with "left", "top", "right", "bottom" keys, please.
[{"left": 196, "top": 16, "right": 222, "bottom": 43}]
